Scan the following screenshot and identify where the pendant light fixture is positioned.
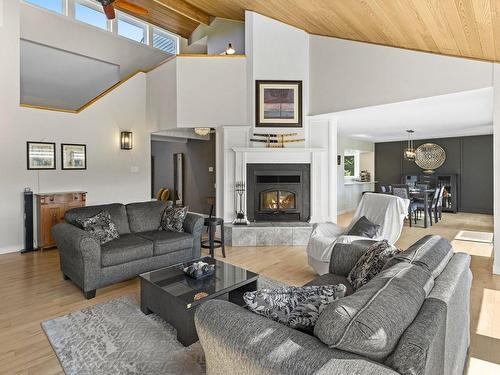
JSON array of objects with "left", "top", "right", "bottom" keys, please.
[
  {"left": 194, "top": 128, "right": 211, "bottom": 136},
  {"left": 403, "top": 130, "right": 416, "bottom": 161},
  {"left": 225, "top": 43, "right": 235, "bottom": 55}
]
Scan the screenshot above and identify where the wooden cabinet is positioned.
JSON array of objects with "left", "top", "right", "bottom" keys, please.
[{"left": 36, "top": 191, "right": 87, "bottom": 250}]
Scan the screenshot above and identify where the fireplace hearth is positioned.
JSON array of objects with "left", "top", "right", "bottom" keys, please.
[{"left": 247, "top": 164, "right": 310, "bottom": 222}]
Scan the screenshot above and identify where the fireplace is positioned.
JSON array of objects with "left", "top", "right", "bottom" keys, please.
[{"left": 247, "top": 164, "right": 310, "bottom": 222}]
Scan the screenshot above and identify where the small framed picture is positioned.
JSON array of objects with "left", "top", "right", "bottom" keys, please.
[
  {"left": 256, "top": 80, "right": 302, "bottom": 128},
  {"left": 61, "top": 144, "right": 87, "bottom": 170},
  {"left": 27, "top": 142, "right": 56, "bottom": 170}
]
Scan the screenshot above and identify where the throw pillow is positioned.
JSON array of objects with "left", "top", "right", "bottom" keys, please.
[
  {"left": 347, "top": 240, "right": 400, "bottom": 290},
  {"left": 160, "top": 206, "right": 188, "bottom": 232},
  {"left": 243, "top": 285, "right": 346, "bottom": 331},
  {"left": 346, "top": 216, "right": 380, "bottom": 238},
  {"left": 76, "top": 210, "right": 119, "bottom": 245}
]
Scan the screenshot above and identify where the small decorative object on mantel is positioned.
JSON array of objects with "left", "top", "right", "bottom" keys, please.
[
  {"left": 183, "top": 261, "right": 215, "bottom": 279},
  {"left": 256, "top": 80, "right": 302, "bottom": 128},
  {"left": 415, "top": 143, "right": 446, "bottom": 174},
  {"left": 250, "top": 133, "right": 305, "bottom": 148},
  {"left": 359, "top": 170, "right": 371, "bottom": 182},
  {"left": 233, "top": 181, "right": 249, "bottom": 225}
]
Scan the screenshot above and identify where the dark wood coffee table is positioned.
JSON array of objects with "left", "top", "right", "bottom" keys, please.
[{"left": 139, "top": 257, "right": 258, "bottom": 346}]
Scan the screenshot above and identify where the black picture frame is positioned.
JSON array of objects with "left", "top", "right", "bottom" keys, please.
[
  {"left": 61, "top": 143, "right": 87, "bottom": 170},
  {"left": 26, "top": 141, "right": 56, "bottom": 170},
  {"left": 255, "top": 80, "right": 303, "bottom": 128}
]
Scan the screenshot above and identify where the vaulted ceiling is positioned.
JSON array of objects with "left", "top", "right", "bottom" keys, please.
[{"left": 120, "top": 0, "right": 500, "bottom": 62}]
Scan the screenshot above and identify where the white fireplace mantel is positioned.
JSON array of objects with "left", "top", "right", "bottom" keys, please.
[{"left": 231, "top": 146, "right": 330, "bottom": 223}]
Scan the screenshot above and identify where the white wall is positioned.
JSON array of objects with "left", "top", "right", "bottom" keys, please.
[
  {"left": 207, "top": 18, "right": 245, "bottom": 55},
  {"left": 21, "top": 2, "right": 170, "bottom": 79},
  {"left": 310, "top": 35, "right": 492, "bottom": 114},
  {"left": 147, "top": 59, "right": 177, "bottom": 131},
  {"left": 0, "top": 1, "right": 152, "bottom": 254},
  {"left": 494, "top": 64, "right": 500, "bottom": 275},
  {"left": 245, "top": 11, "right": 309, "bottom": 130},
  {"left": 21, "top": 39, "right": 120, "bottom": 110},
  {"left": 176, "top": 56, "right": 247, "bottom": 127}
]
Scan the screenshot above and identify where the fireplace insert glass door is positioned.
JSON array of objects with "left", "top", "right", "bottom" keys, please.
[{"left": 260, "top": 190, "right": 296, "bottom": 211}]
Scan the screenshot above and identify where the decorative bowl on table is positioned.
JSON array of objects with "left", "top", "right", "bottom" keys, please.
[{"left": 183, "top": 261, "right": 215, "bottom": 279}]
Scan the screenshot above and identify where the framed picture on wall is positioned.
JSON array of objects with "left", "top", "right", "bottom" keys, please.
[
  {"left": 26, "top": 141, "right": 56, "bottom": 170},
  {"left": 61, "top": 144, "right": 87, "bottom": 170},
  {"left": 255, "top": 80, "right": 302, "bottom": 128}
]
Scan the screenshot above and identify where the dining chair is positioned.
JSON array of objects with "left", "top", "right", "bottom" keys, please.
[
  {"left": 434, "top": 186, "right": 445, "bottom": 222},
  {"left": 391, "top": 184, "right": 417, "bottom": 226},
  {"left": 415, "top": 187, "right": 439, "bottom": 226}
]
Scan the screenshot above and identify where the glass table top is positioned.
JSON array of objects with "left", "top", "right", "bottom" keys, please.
[{"left": 140, "top": 257, "right": 258, "bottom": 308}]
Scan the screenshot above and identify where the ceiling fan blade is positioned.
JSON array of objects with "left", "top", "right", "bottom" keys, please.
[
  {"left": 114, "top": 0, "right": 149, "bottom": 15},
  {"left": 102, "top": 4, "right": 116, "bottom": 19}
]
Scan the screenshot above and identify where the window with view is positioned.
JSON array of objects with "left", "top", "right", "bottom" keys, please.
[
  {"left": 152, "top": 28, "right": 178, "bottom": 54},
  {"left": 25, "top": 0, "right": 63, "bottom": 13},
  {"left": 118, "top": 15, "right": 147, "bottom": 44},
  {"left": 75, "top": 1, "right": 108, "bottom": 30},
  {"left": 344, "top": 155, "right": 356, "bottom": 177}
]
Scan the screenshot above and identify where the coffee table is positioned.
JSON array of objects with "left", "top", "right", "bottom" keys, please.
[{"left": 139, "top": 257, "right": 258, "bottom": 346}]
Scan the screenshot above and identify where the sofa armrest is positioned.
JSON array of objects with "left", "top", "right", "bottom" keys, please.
[
  {"left": 195, "top": 300, "right": 398, "bottom": 375},
  {"left": 183, "top": 213, "right": 204, "bottom": 258},
  {"left": 329, "top": 236, "right": 378, "bottom": 276},
  {"left": 52, "top": 223, "right": 101, "bottom": 291}
]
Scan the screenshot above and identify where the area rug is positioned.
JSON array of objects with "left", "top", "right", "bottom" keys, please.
[
  {"left": 42, "top": 276, "right": 284, "bottom": 375},
  {"left": 454, "top": 230, "right": 494, "bottom": 244}
]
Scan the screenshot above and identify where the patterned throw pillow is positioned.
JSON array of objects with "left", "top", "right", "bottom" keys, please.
[
  {"left": 243, "top": 285, "right": 346, "bottom": 331},
  {"left": 160, "top": 206, "right": 188, "bottom": 232},
  {"left": 76, "top": 210, "right": 119, "bottom": 245},
  {"left": 347, "top": 240, "right": 400, "bottom": 290}
]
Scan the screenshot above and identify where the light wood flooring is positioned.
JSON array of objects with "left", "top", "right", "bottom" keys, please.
[{"left": 0, "top": 212, "right": 498, "bottom": 374}]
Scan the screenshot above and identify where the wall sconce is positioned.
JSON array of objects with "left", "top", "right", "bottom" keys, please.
[
  {"left": 225, "top": 43, "right": 235, "bottom": 55},
  {"left": 120, "top": 131, "right": 133, "bottom": 150}
]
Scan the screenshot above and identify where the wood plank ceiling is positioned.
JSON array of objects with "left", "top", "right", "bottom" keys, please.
[{"left": 117, "top": 0, "right": 500, "bottom": 62}]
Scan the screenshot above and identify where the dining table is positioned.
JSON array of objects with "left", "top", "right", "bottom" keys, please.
[{"left": 409, "top": 188, "right": 436, "bottom": 228}]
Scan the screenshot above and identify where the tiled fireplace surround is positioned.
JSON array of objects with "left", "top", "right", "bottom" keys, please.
[{"left": 219, "top": 124, "right": 336, "bottom": 246}]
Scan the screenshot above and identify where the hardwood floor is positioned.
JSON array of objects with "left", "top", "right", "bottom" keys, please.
[{"left": 0, "top": 212, "right": 498, "bottom": 374}]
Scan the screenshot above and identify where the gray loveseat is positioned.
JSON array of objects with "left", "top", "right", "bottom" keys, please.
[
  {"left": 195, "top": 235, "right": 471, "bottom": 375},
  {"left": 53, "top": 201, "right": 204, "bottom": 299}
]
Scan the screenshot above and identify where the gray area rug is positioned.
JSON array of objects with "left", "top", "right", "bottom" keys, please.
[{"left": 42, "top": 276, "right": 284, "bottom": 375}]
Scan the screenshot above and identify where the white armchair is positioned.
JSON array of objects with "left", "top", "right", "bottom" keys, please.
[{"left": 306, "top": 193, "right": 410, "bottom": 275}]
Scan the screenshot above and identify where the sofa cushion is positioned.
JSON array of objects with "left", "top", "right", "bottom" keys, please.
[
  {"left": 383, "top": 235, "right": 453, "bottom": 279},
  {"left": 126, "top": 201, "right": 168, "bottom": 233},
  {"left": 76, "top": 210, "right": 119, "bottom": 245},
  {"left": 314, "top": 262, "right": 430, "bottom": 361},
  {"left": 244, "top": 285, "right": 346, "bottom": 332},
  {"left": 329, "top": 239, "right": 378, "bottom": 276},
  {"left": 346, "top": 216, "right": 380, "bottom": 238},
  {"left": 160, "top": 206, "right": 189, "bottom": 232},
  {"left": 137, "top": 230, "right": 193, "bottom": 256},
  {"left": 304, "top": 273, "right": 355, "bottom": 296},
  {"left": 101, "top": 233, "right": 153, "bottom": 267},
  {"left": 347, "top": 240, "right": 400, "bottom": 291},
  {"left": 65, "top": 203, "right": 130, "bottom": 234}
]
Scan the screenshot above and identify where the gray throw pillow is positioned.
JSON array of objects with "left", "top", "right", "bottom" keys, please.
[
  {"left": 76, "top": 210, "right": 119, "bottom": 245},
  {"left": 160, "top": 206, "right": 188, "bottom": 232},
  {"left": 243, "top": 285, "right": 346, "bottom": 331},
  {"left": 346, "top": 216, "right": 380, "bottom": 238},
  {"left": 348, "top": 240, "right": 401, "bottom": 290}
]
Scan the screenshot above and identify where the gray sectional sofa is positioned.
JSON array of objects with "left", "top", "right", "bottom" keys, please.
[
  {"left": 195, "top": 235, "right": 472, "bottom": 375},
  {"left": 53, "top": 201, "right": 204, "bottom": 299}
]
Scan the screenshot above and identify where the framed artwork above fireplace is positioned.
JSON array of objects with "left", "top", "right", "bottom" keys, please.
[{"left": 255, "top": 80, "right": 302, "bottom": 128}]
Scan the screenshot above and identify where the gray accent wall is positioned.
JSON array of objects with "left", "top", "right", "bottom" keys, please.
[
  {"left": 375, "top": 135, "right": 493, "bottom": 214},
  {"left": 151, "top": 137, "right": 215, "bottom": 215}
]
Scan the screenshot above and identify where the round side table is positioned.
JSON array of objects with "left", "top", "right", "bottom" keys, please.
[{"left": 201, "top": 217, "right": 225, "bottom": 258}]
